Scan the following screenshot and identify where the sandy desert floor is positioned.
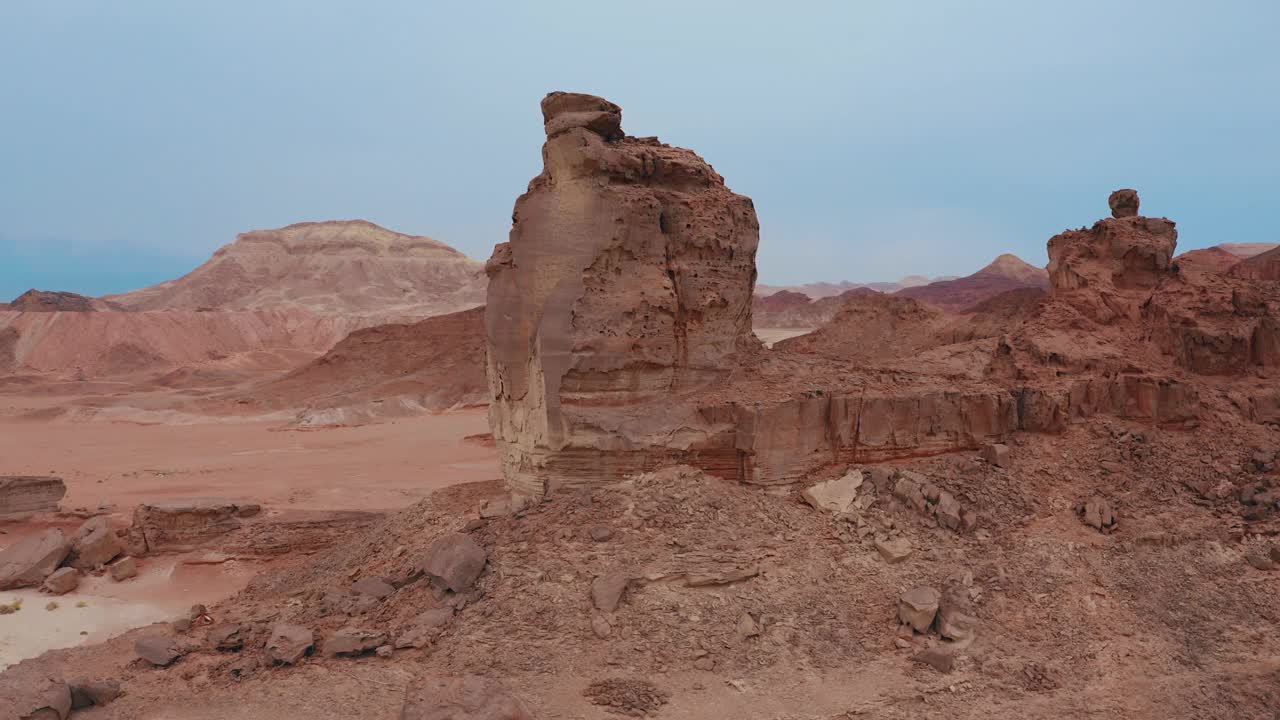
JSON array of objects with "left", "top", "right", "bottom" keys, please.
[{"left": 0, "top": 391, "right": 499, "bottom": 669}]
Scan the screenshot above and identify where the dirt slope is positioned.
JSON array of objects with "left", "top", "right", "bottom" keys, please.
[{"left": 106, "top": 220, "right": 485, "bottom": 322}]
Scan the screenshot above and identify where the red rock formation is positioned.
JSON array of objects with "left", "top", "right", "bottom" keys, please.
[
  {"left": 486, "top": 92, "right": 760, "bottom": 497},
  {"left": 1046, "top": 212, "right": 1177, "bottom": 324}
]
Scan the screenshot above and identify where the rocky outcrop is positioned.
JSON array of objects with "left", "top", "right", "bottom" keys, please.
[
  {"left": 0, "top": 475, "right": 66, "bottom": 517},
  {"left": 1047, "top": 201, "right": 1178, "bottom": 324},
  {"left": 486, "top": 92, "right": 760, "bottom": 498},
  {"left": 127, "top": 498, "right": 246, "bottom": 552},
  {"left": 1231, "top": 245, "right": 1280, "bottom": 282}
]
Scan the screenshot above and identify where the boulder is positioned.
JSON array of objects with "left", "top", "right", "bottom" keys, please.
[
  {"left": 979, "top": 443, "right": 1010, "bottom": 467},
  {"left": 351, "top": 576, "right": 396, "bottom": 599},
  {"left": 69, "top": 680, "right": 121, "bottom": 709},
  {"left": 0, "top": 475, "right": 66, "bottom": 517},
  {"left": 590, "top": 572, "right": 632, "bottom": 613},
  {"left": 898, "top": 586, "right": 940, "bottom": 633},
  {"left": 0, "top": 528, "right": 70, "bottom": 589},
  {"left": 395, "top": 608, "right": 455, "bottom": 649},
  {"left": 401, "top": 675, "right": 535, "bottom": 720},
  {"left": 801, "top": 469, "right": 864, "bottom": 513},
  {"left": 41, "top": 567, "right": 80, "bottom": 595},
  {"left": 135, "top": 635, "right": 182, "bottom": 666},
  {"left": 325, "top": 627, "right": 388, "bottom": 656},
  {"left": 1108, "top": 188, "right": 1140, "bottom": 218},
  {"left": 109, "top": 556, "right": 138, "bottom": 581},
  {"left": 67, "top": 517, "right": 124, "bottom": 569},
  {"left": 422, "top": 533, "right": 487, "bottom": 592},
  {"left": 267, "top": 623, "right": 314, "bottom": 664}
]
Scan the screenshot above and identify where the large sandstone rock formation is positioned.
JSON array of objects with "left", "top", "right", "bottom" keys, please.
[
  {"left": 10, "top": 289, "right": 123, "bottom": 312},
  {"left": 486, "top": 92, "right": 760, "bottom": 497}
]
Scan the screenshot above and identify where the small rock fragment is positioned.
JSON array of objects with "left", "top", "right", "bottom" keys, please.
[
  {"left": 693, "top": 657, "right": 715, "bottom": 671},
  {"left": 980, "top": 443, "right": 1010, "bottom": 467},
  {"left": 325, "top": 627, "right": 388, "bottom": 656},
  {"left": 1245, "top": 551, "right": 1275, "bottom": 571},
  {"left": 801, "top": 469, "right": 864, "bottom": 514},
  {"left": 937, "top": 583, "right": 978, "bottom": 643},
  {"left": 913, "top": 647, "right": 955, "bottom": 673},
  {"left": 1079, "top": 497, "right": 1117, "bottom": 532},
  {"left": 41, "top": 567, "right": 80, "bottom": 595},
  {"left": 394, "top": 607, "right": 455, "bottom": 649},
  {"left": 208, "top": 623, "right": 243, "bottom": 651},
  {"left": 267, "top": 623, "right": 314, "bottom": 664},
  {"left": 590, "top": 572, "right": 631, "bottom": 612},
  {"left": 376, "top": 644, "right": 393, "bottom": 658},
  {"left": 135, "top": 635, "right": 182, "bottom": 666},
  {"left": 898, "top": 586, "right": 940, "bottom": 633},
  {"left": 69, "top": 679, "right": 121, "bottom": 709},
  {"left": 351, "top": 576, "right": 395, "bottom": 599},
  {"left": 589, "top": 525, "right": 613, "bottom": 542},
  {"left": 735, "top": 612, "right": 761, "bottom": 640},
  {"left": 109, "top": 556, "right": 138, "bottom": 581},
  {"left": 875, "top": 537, "right": 913, "bottom": 564},
  {"left": 591, "top": 615, "right": 612, "bottom": 639}
]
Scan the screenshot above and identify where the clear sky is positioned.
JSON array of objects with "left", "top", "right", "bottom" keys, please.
[{"left": 2, "top": 1, "right": 1277, "bottom": 299}]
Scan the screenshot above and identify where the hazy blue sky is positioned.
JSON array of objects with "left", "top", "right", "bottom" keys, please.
[{"left": 2, "top": 1, "right": 1277, "bottom": 299}]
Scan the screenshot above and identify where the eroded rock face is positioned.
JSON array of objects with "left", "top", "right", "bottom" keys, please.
[
  {"left": 0, "top": 476, "right": 66, "bottom": 517},
  {"left": 128, "top": 498, "right": 245, "bottom": 552},
  {"left": 1047, "top": 214, "right": 1177, "bottom": 324},
  {"left": 486, "top": 91, "right": 759, "bottom": 497}
]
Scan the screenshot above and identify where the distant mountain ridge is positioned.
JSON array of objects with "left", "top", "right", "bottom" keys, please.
[
  {"left": 106, "top": 219, "right": 485, "bottom": 322},
  {"left": 893, "top": 253, "right": 1049, "bottom": 312}
]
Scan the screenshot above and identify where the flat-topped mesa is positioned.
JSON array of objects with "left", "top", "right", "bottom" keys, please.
[
  {"left": 1046, "top": 191, "right": 1176, "bottom": 323},
  {"left": 486, "top": 92, "right": 760, "bottom": 498}
]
